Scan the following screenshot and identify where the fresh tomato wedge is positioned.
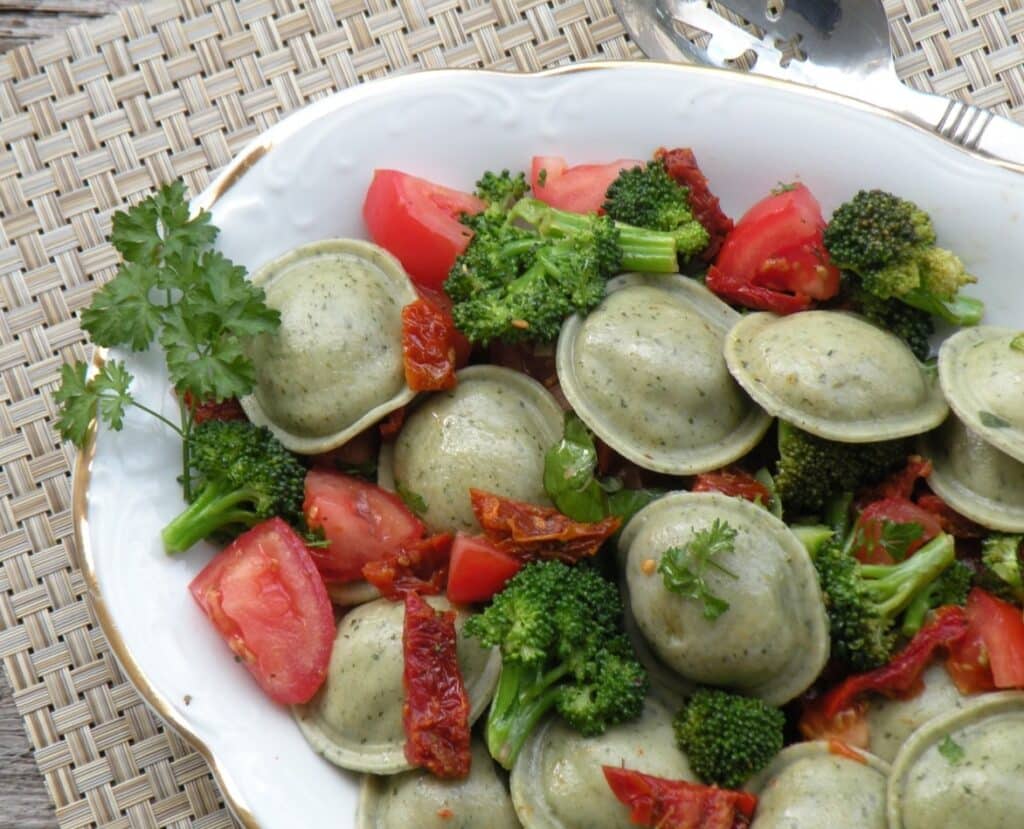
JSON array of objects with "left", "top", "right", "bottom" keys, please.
[
  {"left": 709, "top": 184, "right": 840, "bottom": 312},
  {"left": 304, "top": 469, "right": 425, "bottom": 582},
  {"left": 530, "top": 156, "right": 642, "bottom": 214},
  {"left": 856, "top": 455, "right": 932, "bottom": 504},
  {"left": 945, "top": 621, "right": 996, "bottom": 694},
  {"left": 363, "top": 170, "right": 485, "bottom": 292},
  {"left": 851, "top": 497, "right": 943, "bottom": 565},
  {"left": 965, "top": 588, "right": 1024, "bottom": 688},
  {"left": 188, "top": 518, "right": 334, "bottom": 705},
  {"left": 446, "top": 533, "right": 523, "bottom": 604}
]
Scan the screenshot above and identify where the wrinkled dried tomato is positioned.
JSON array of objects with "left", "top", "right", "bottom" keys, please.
[
  {"left": 402, "top": 298, "right": 458, "bottom": 392},
  {"left": 856, "top": 455, "right": 932, "bottom": 504},
  {"left": 380, "top": 407, "right": 407, "bottom": 441},
  {"left": 469, "top": 489, "right": 621, "bottom": 563},
  {"left": 656, "top": 147, "right": 734, "bottom": 262},
  {"left": 821, "top": 606, "right": 968, "bottom": 719},
  {"left": 363, "top": 533, "right": 454, "bottom": 600},
  {"left": 182, "top": 391, "right": 247, "bottom": 424},
  {"left": 603, "top": 766, "right": 757, "bottom": 829},
  {"left": 706, "top": 265, "right": 813, "bottom": 315},
  {"left": 916, "top": 494, "right": 986, "bottom": 538},
  {"left": 798, "top": 698, "right": 869, "bottom": 749},
  {"left": 402, "top": 591, "right": 471, "bottom": 779},
  {"left": 692, "top": 469, "right": 771, "bottom": 505}
]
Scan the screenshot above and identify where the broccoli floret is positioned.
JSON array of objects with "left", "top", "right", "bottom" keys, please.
[
  {"left": 672, "top": 688, "right": 785, "bottom": 789},
  {"left": 603, "top": 160, "right": 710, "bottom": 257},
  {"left": 813, "top": 532, "right": 957, "bottom": 670},
  {"left": 474, "top": 169, "right": 530, "bottom": 208},
  {"left": 445, "top": 189, "right": 690, "bottom": 345},
  {"left": 774, "top": 421, "right": 908, "bottom": 516},
  {"left": 161, "top": 420, "right": 306, "bottom": 554},
  {"left": 824, "top": 189, "right": 982, "bottom": 326},
  {"left": 976, "top": 534, "right": 1024, "bottom": 604},
  {"left": 851, "top": 286, "right": 934, "bottom": 361},
  {"left": 464, "top": 560, "right": 647, "bottom": 768},
  {"left": 901, "top": 559, "right": 972, "bottom": 636}
]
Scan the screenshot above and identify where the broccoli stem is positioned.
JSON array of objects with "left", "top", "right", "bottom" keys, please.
[
  {"left": 859, "top": 534, "right": 955, "bottom": 619},
  {"left": 901, "top": 288, "right": 984, "bottom": 326},
  {"left": 161, "top": 482, "right": 261, "bottom": 554},
  {"left": 486, "top": 660, "right": 571, "bottom": 769},
  {"left": 513, "top": 198, "right": 681, "bottom": 273}
]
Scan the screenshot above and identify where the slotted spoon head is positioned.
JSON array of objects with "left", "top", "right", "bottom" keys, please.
[
  {"left": 617, "top": 0, "right": 899, "bottom": 92},
  {"left": 720, "top": 0, "right": 894, "bottom": 71}
]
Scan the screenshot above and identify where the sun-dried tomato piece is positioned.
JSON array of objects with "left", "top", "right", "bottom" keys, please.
[
  {"left": 402, "top": 591, "right": 471, "bottom": 779},
  {"left": 363, "top": 533, "right": 454, "bottom": 600},
  {"left": 182, "top": 391, "right": 247, "bottom": 424},
  {"left": 821, "top": 605, "right": 969, "bottom": 720},
  {"left": 603, "top": 766, "right": 757, "bottom": 829},
  {"left": 856, "top": 455, "right": 932, "bottom": 504},
  {"left": 828, "top": 740, "right": 868, "bottom": 764},
  {"left": 380, "top": 407, "right": 407, "bottom": 441},
  {"left": 402, "top": 298, "right": 458, "bottom": 392},
  {"left": 915, "top": 494, "right": 986, "bottom": 538},
  {"left": 692, "top": 469, "right": 772, "bottom": 505},
  {"left": 469, "top": 489, "right": 621, "bottom": 563},
  {"left": 656, "top": 147, "right": 734, "bottom": 262},
  {"left": 706, "top": 265, "right": 812, "bottom": 315}
]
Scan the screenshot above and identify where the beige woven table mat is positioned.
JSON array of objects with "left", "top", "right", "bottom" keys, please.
[{"left": 2, "top": 1, "right": 1024, "bottom": 827}]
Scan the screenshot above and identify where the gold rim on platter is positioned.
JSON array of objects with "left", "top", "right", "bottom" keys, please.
[{"left": 70, "top": 59, "right": 1024, "bottom": 829}]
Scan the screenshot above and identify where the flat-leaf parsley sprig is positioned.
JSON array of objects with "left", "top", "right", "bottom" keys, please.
[
  {"left": 55, "top": 181, "right": 281, "bottom": 499},
  {"left": 657, "top": 518, "right": 739, "bottom": 621}
]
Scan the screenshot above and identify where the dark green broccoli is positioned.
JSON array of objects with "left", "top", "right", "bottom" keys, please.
[
  {"left": 901, "top": 559, "right": 972, "bottom": 636},
  {"left": 824, "top": 190, "right": 983, "bottom": 326},
  {"left": 774, "top": 421, "right": 908, "bottom": 516},
  {"left": 464, "top": 560, "right": 647, "bottom": 768},
  {"left": 672, "top": 688, "right": 785, "bottom": 789},
  {"left": 603, "top": 160, "right": 710, "bottom": 255},
  {"left": 975, "top": 534, "right": 1024, "bottom": 604},
  {"left": 851, "top": 285, "right": 935, "bottom": 361},
  {"left": 813, "top": 532, "right": 957, "bottom": 670},
  {"left": 161, "top": 419, "right": 306, "bottom": 554},
  {"left": 444, "top": 170, "right": 701, "bottom": 345}
]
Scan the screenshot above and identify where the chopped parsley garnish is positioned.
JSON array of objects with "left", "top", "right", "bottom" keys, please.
[{"left": 658, "top": 519, "right": 738, "bottom": 621}]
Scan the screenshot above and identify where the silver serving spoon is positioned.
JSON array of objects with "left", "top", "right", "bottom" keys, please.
[{"left": 614, "top": 0, "right": 1024, "bottom": 168}]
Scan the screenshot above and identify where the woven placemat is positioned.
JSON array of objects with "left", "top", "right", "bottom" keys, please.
[{"left": 2, "top": 1, "right": 1024, "bottom": 827}]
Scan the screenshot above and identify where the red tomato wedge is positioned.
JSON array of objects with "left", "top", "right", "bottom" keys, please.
[
  {"left": 851, "top": 498, "right": 943, "bottom": 565},
  {"left": 965, "top": 588, "right": 1024, "bottom": 688},
  {"left": 363, "top": 170, "right": 485, "bottom": 292},
  {"left": 188, "top": 518, "right": 334, "bottom": 705},
  {"left": 946, "top": 622, "right": 996, "bottom": 694},
  {"left": 304, "top": 469, "right": 425, "bottom": 582},
  {"left": 709, "top": 183, "right": 840, "bottom": 313},
  {"left": 530, "top": 156, "right": 642, "bottom": 213},
  {"left": 446, "top": 534, "right": 523, "bottom": 604}
]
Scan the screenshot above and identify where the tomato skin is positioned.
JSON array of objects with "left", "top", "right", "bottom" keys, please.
[
  {"left": 188, "top": 518, "right": 334, "bottom": 705},
  {"left": 530, "top": 156, "right": 642, "bottom": 214},
  {"left": 709, "top": 184, "right": 840, "bottom": 311},
  {"left": 446, "top": 534, "right": 523, "bottom": 604},
  {"left": 363, "top": 170, "right": 485, "bottom": 292},
  {"left": 852, "top": 497, "right": 943, "bottom": 565},
  {"left": 965, "top": 588, "right": 1024, "bottom": 688},
  {"left": 303, "top": 469, "right": 425, "bottom": 582},
  {"left": 946, "top": 623, "right": 996, "bottom": 694}
]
